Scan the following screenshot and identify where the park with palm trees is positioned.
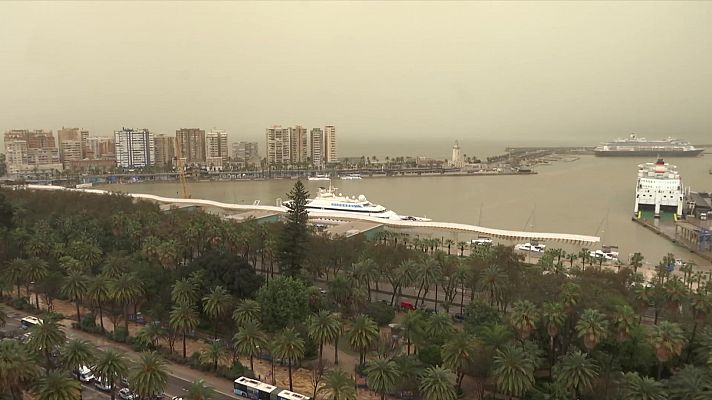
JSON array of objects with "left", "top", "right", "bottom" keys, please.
[{"left": 1, "top": 182, "right": 712, "bottom": 400}]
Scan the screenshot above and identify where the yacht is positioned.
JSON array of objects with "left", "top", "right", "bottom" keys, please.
[
  {"left": 283, "top": 185, "right": 429, "bottom": 221},
  {"left": 307, "top": 174, "right": 331, "bottom": 181}
]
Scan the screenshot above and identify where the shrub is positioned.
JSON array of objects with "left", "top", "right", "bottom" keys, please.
[
  {"left": 364, "top": 301, "right": 395, "bottom": 326},
  {"left": 111, "top": 327, "right": 129, "bottom": 343},
  {"left": 417, "top": 345, "right": 442, "bottom": 367}
]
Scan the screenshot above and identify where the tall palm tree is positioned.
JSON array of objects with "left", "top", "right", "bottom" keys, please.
[
  {"left": 425, "top": 312, "right": 455, "bottom": 342},
  {"left": 136, "top": 323, "right": 164, "bottom": 350},
  {"left": 649, "top": 321, "right": 686, "bottom": 379},
  {"left": 233, "top": 320, "right": 268, "bottom": 371},
  {"left": 559, "top": 282, "right": 580, "bottom": 314},
  {"left": 419, "top": 366, "right": 457, "bottom": 400},
  {"left": 61, "top": 339, "right": 96, "bottom": 383},
  {"left": 666, "top": 364, "right": 712, "bottom": 400},
  {"left": 61, "top": 271, "right": 88, "bottom": 324},
  {"left": 613, "top": 305, "right": 638, "bottom": 342},
  {"left": 442, "top": 331, "right": 477, "bottom": 389},
  {"left": 630, "top": 252, "right": 645, "bottom": 274},
  {"left": 0, "top": 338, "right": 40, "bottom": 400},
  {"left": 202, "top": 286, "right": 232, "bottom": 339},
  {"left": 93, "top": 348, "right": 129, "bottom": 400},
  {"left": 621, "top": 372, "right": 667, "bottom": 400},
  {"left": 415, "top": 257, "right": 441, "bottom": 307},
  {"left": 273, "top": 327, "right": 305, "bottom": 391},
  {"left": 575, "top": 308, "right": 609, "bottom": 352},
  {"left": 553, "top": 350, "right": 598, "bottom": 400},
  {"left": 542, "top": 302, "right": 566, "bottom": 363},
  {"left": 232, "top": 299, "right": 261, "bottom": 326},
  {"left": 352, "top": 258, "right": 378, "bottom": 301},
  {"left": 347, "top": 314, "right": 379, "bottom": 364},
  {"left": 200, "top": 340, "right": 227, "bottom": 371},
  {"left": 509, "top": 300, "right": 539, "bottom": 340},
  {"left": 26, "top": 257, "right": 48, "bottom": 309},
  {"left": 27, "top": 318, "right": 66, "bottom": 372},
  {"left": 5, "top": 258, "right": 28, "bottom": 299},
  {"left": 187, "top": 379, "right": 215, "bottom": 400},
  {"left": 400, "top": 311, "right": 425, "bottom": 355},
  {"left": 492, "top": 343, "right": 536, "bottom": 399},
  {"left": 479, "top": 265, "right": 507, "bottom": 307},
  {"left": 169, "top": 303, "right": 199, "bottom": 358},
  {"left": 365, "top": 358, "right": 400, "bottom": 400},
  {"left": 171, "top": 278, "right": 199, "bottom": 307},
  {"left": 33, "top": 371, "right": 81, "bottom": 400},
  {"left": 87, "top": 274, "right": 110, "bottom": 332},
  {"left": 111, "top": 273, "right": 144, "bottom": 333},
  {"left": 130, "top": 351, "right": 168, "bottom": 399},
  {"left": 317, "top": 368, "right": 356, "bottom": 400},
  {"left": 306, "top": 310, "right": 341, "bottom": 366}
]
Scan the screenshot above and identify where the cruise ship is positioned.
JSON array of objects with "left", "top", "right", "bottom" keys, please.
[
  {"left": 594, "top": 134, "right": 703, "bottom": 157},
  {"left": 283, "top": 185, "right": 430, "bottom": 221},
  {"left": 633, "top": 158, "right": 683, "bottom": 218}
]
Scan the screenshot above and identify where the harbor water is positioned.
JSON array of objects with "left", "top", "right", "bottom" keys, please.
[{"left": 98, "top": 155, "right": 712, "bottom": 267}]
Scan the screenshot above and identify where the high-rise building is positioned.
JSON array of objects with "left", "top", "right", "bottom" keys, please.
[
  {"left": 3, "top": 129, "right": 61, "bottom": 174},
  {"left": 324, "top": 125, "right": 337, "bottom": 163},
  {"left": 85, "top": 137, "right": 115, "bottom": 159},
  {"left": 289, "top": 125, "right": 308, "bottom": 164},
  {"left": 154, "top": 134, "right": 176, "bottom": 168},
  {"left": 232, "top": 141, "right": 259, "bottom": 167},
  {"left": 309, "top": 128, "right": 324, "bottom": 167},
  {"left": 57, "top": 127, "right": 88, "bottom": 166},
  {"left": 206, "top": 129, "right": 229, "bottom": 162},
  {"left": 114, "top": 128, "right": 155, "bottom": 168},
  {"left": 4, "top": 129, "right": 56, "bottom": 149},
  {"left": 175, "top": 128, "right": 206, "bottom": 164},
  {"left": 265, "top": 125, "right": 290, "bottom": 165}
]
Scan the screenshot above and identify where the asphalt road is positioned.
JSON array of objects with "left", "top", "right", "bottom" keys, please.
[{"left": 0, "top": 306, "right": 235, "bottom": 400}]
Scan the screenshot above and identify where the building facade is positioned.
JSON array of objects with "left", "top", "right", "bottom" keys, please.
[
  {"left": 154, "top": 134, "right": 176, "bottom": 168},
  {"left": 232, "top": 141, "right": 259, "bottom": 167},
  {"left": 175, "top": 128, "right": 206, "bottom": 164},
  {"left": 309, "top": 128, "right": 324, "bottom": 167},
  {"left": 265, "top": 125, "right": 291, "bottom": 165},
  {"left": 84, "top": 137, "right": 115, "bottom": 159},
  {"left": 289, "top": 125, "right": 308, "bottom": 165},
  {"left": 114, "top": 128, "right": 155, "bottom": 168},
  {"left": 57, "top": 127, "right": 89, "bottom": 165},
  {"left": 3, "top": 129, "right": 62, "bottom": 174},
  {"left": 206, "top": 129, "right": 229, "bottom": 162},
  {"left": 324, "top": 125, "right": 337, "bottom": 163}
]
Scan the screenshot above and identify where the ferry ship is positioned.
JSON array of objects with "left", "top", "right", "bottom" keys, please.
[
  {"left": 283, "top": 185, "right": 430, "bottom": 221},
  {"left": 633, "top": 158, "right": 683, "bottom": 218},
  {"left": 594, "top": 134, "right": 703, "bottom": 157}
]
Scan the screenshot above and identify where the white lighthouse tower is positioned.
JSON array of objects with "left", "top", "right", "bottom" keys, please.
[{"left": 451, "top": 141, "right": 464, "bottom": 168}]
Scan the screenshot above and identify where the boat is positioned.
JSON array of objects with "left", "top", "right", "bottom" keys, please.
[
  {"left": 283, "top": 184, "right": 430, "bottom": 221},
  {"left": 633, "top": 158, "right": 683, "bottom": 218},
  {"left": 340, "top": 174, "right": 363, "bottom": 180},
  {"left": 307, "top": 174, "right": 331, "bottom": 181},
  {"left": 594, "top": 134, "right": 703, "bottom": 157},
  {"left": 515, "top": 242, "right": 546, "bottom": 253}
]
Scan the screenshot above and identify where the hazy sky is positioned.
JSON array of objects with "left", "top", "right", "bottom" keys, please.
[{"left": 1, "top": 1, "right": 711, "bottom": 154}]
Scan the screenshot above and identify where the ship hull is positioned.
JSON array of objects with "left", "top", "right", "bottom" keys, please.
[{"left": 594, "top": 149, "right": 704, "bottom": 157}]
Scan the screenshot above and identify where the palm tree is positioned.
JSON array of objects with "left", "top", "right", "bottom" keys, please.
[
  {"left": 200, "top": 340, "right": 227, "bottom": 371},
  {"left": 492, "top": 343, "right": 536, "bottom": 399},
  {"left": 33, "top": 371, "right": 81, "bottom": 400},
  {"left": 130, "top": 351, "right": 168, "bottom": 399},
  {"left": 87, "top": 274, "right": 110, "bottom": 332},
  {"left": 306, "top": 310, "right": 341, "bottom": 366},
  {"left": 348, "top": 314, "right": 379, "bottom": 364},
  {"left": 352, "top": 258, "right": 378, "bottom": 301},
  {"left": 0, "top": 338, "right": 39, "bottom": 399},
  {"left": 232, "top": 299, "right": 261, "bottom": 326},
  {"left": 479, "top": 265, "right": 506, "bottom": 307},
  {"left": 169, "top": 303, "right": 199, "bottom": 358},
  {"left": 317, "top": 368, "right": 356, "bottom": 400},
  {"left": 61, "top": 339, "right": 96, "bottom": 383},
  {"left": 419, "top": 366, "right": 457, "bottom": 400},
  {"left": 26, "top": 257, "right": 48, "bottom": 309},
  {"left": 111, "top": 273, "right": 144, "bottom": 333},
  {"left": 93, "top": 348, "right": 129, "bottom": 400},
  {"left": 365, "top": 358, "right": 400, "bottom": 400},
  {"left": 415, "top": 257, "right": 441, "bottom": 307},
  {"left": 233, "top": 320, "right": 268, "bottom": 371},
  {"left": 136, "top": 323, "right": 164, "bottom": 350},
  {"left": 187, "top": 379, "right": 215, "bottom": 400},
  {"left": 621, "top": 372, "right": 667, "bottom": 400},
  {"left": 442, "top": 331, "right": 477, "bottom": 389},
  {"left": 202, "top": 285, "right": 232, "bottom": 338},
  {"left": 5, "top": 258, "right": 27, "bottom": 298},
  {"left": 553, "top": 350, "right": 598, "bottom": 400},
  {"left": 273, "top": 327, "right": 305, "bottom": 391},
  {"left": 666, "top": 364, "right": 712, "bottom": 400},
  {"left": 559, "top": 282, "right": 580, "bottom": 314},
  {"left": 630, "top": 252, "right": 644, "bottom": 274},
  {"left": 613, "top": 305, "right": 638, "bottom": 342},
  {"left": 542, "top": 302, "right": 566, "bottom": 363},
  {"left": 27, "top": 318, "right": 66, "bottom": 372},
  {"left": 509, "top": 300, "right": 539, "bottom": 340},
  {"left": 425, "top": 312, "right": 455, "bottom": 342},
  {"left": 649, "top": 321, "right": 686, "bottom": 379},
  {"left": 575, "top": 308, "right": 609, "bottom": 351},
  {"left": 400, "top": 311, "right": 425, "bottom": 355},
  {"left": 61, "top": 271, "right": 88, "bottom": 324},
  {"left": 171, "top": 278, "right": 199, "bottom": 306}
]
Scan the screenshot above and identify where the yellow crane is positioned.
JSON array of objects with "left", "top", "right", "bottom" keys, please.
[{"left": 174, "top": 138, "right": 191, "bottom": 199}]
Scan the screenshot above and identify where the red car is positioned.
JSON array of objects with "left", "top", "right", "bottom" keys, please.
[{"left": 400, "top": 301, "right": 416, "bottom": 311}]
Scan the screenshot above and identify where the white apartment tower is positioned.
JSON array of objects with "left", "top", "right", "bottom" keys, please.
[
  {"left": 324, "top": 125, "right": 336, "bottom": 163},
  {"left": 206, "top": 129, "right": 229, "bottom": 161},
  {"left": 266, "top": 126, "right": 291, "bottom": 165},
  {"left": 114, "top": 128, "right": 155, "bottom": 168},
  {"left": 289, "top": 125, "right": 308, "bottom": 165},
  {"left": 309, "top": 128, "right": 324, "bottom": 167}
]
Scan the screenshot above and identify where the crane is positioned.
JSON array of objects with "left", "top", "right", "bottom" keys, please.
[{"left": 174, "top": 137, "right": 191, "bottom": 199}]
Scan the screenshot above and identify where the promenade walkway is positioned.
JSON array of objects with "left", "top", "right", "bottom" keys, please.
[{"left": 26, "top": 184, "right": 601, "bottom": 245}]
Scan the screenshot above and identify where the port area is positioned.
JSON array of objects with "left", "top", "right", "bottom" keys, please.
[
  {"left": 633, "top": 212, "right": 712, "bottom": 262},
  {"left": 309, "top": 218, "right": 384, "bottom": 239}
]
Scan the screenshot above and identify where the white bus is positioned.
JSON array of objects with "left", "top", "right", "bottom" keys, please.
[
  {"left": 275, "top": 390, "right": 311, "bottom": 400},
  {"left": 233, "top": 376, "right": 277, "bottom": 400},
  {"left": 20, "top": 316, "right": 42, "bottom": 329}
]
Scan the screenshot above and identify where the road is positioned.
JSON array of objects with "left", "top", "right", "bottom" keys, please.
[{"left": 0, "top": 306, "right": 235, "bottom": 400}]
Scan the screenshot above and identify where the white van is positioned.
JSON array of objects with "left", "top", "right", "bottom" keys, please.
[
  {"left": 94, "top": 377, "right": 112, "bottom": 392},
  {"left": 78, "top": 365, "right": 95, "bottom": 383}
]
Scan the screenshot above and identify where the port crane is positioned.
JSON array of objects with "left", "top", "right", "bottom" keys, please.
[{"left": 175, "top": 138, "right": 191, "bottom": 199}]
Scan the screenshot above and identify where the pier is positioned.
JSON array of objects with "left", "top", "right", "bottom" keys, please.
[{"left": 26, "top": 184, "right": 601, "bottom": 245}]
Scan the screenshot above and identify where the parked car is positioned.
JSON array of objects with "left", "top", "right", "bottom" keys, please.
[
  {"left": 119, "top": 388, "right": 139, "bottom": 400},
  {"left": 399, "top": 301, "right": 416, "bottom": 311},
  {"left": 515, "top": 242, "right": 546, "bottom": 253},
  {"left": 94, "top": 377, "right": 112, "bottom": 392},
  {"left": 471, "top": 237, "right": 493, "bottom": 246},
  {"left": 76, "top": 365, "right": 94, "bottom": 383}
]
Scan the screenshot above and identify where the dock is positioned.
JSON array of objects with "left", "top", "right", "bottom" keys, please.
[{"left": 632, "top": 217, "right": 712, "bottom": 262}]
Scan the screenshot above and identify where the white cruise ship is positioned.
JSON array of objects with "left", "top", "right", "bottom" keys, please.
[
  {"left": 634, "top": 158, "right": 683, "bottom": 218},
  {"left": 283, "top": 185, "right": 429, "bottom": 221}
]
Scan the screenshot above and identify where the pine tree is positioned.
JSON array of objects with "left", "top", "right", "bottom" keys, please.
[{"left": 279, "top": 180, "right": 309, "bottom": 276}]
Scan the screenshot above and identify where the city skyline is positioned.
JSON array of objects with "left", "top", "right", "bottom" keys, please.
[{"left": 1, "top": 2, "right": 710, "bottom": 149}]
